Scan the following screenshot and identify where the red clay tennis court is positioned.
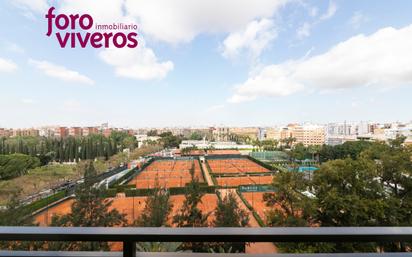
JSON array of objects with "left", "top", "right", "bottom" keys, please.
[
  {"left": 128, "top": 159, "right": 205, "bottom": 188},
  {"left": 241, "top": 192, "right": 282, "bottom": 224},
  {"left": 34, "top": 193, "right": 218, "bottom": 226},
  {"left": 207, "top": 158, "right": 270, "bottom": 174}
]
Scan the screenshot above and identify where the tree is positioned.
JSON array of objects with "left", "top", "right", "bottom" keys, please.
[
  {"left": 0, "top": 154, "right": 40, "bottom": 180},
  {"left": 173, "top": 165, "right": 210, "bottom": 252},
  {"left": 261, "top": 139, "right": 279, "bottom": 151},
  {"left": 214, "top": 191, "right": 249, "bottom": 227},
  {"left": 0, "top": 135, "right": 124, "bottom": 164},
  {"left": 213, "top": 191, "right": 249, "bottom": 252},
  {"left": 289, "top": 143, "right": 310, "bottom": 161},
  {"left": 313, "top": 157, "right": 386, "bottom": 227},
  {"left": 263, "top": 171, "right": 322, "bottom": 253},
  {"left": 0, "top": 193, "right": 40, "bottom": 250},
  {"left": 264, "top": 171, "right": 314, "bottom": 227},
  {"left": 189, "top": 132, "right": 203, "bottom": 140},
  {"left": 312, "top": 157, "right": 386, "bottom": 252},
  {"left": 49, "top": 162, "right": 126, "bottom": 251},
  {"left": 137, "top": 242, "right": 181, "bottom": 252},
  {"left": 135, "top": 178, "right": 173, "bottom": 227},
  {"left": 318, "top": 141, "right": 374, "bottom": 162},
  {"left": 159, "top": 132, "right": 182, "bottom": 149},
  {"left": 280, "top": 137, "right": 296, "bottom": 149},
  {"left": 147, "top": 130, "right": 158, "bottom": 136}
]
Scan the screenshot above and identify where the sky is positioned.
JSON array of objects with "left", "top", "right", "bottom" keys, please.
[{"left": 0, "top": 0, "right": 412, "bottom": 128}]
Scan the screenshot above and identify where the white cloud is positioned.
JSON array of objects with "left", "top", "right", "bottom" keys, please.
[
  {"left": 21, "top": 98, "right": 35, "bottom": 104},
  {"left": 230, "top": 24, "right": 412, "bottom": 102},
  {"left": 125, "top": 0, "right": 290, "bottom": 44},
  {"left": 349, "top": 11, "right": 369, "bottom": 29},
  {"left": 297, "top": 22, "right": 312, "bottom": 39},
  {"left": 221, "top": 18, "right": 277, "bottom": 61},
  {"left": 206, "top": 104, "right": 225, "bottom": 112},
  {"left": 58, "top": 1, "right": 175, "bottom": 81},
  {"left": 56, "top": 0, "right": 291, "bottom": 44},
  {"left": 50, "top": 0, "right": 293, "bottom": 79},
  {"left": 99, "top": 43, "right": 174, "bottom": 80},
  {"left": 309, "top": 7, "right": 319, "bottom": 17},
  {"left": 59, "top": 0, "right": 131, "bottom": 25},
  {"left": 320, "top": 1, "right": 337, "bottom": 20},
  {"left": 62, "top": 99, "right": 82, "bottom": 111},
  {"left": 0, "top": 58, "right": 17, "bottom": 72},
  {"left": 296, "top": 1, "right": 337, "bottom": 39},
  {"left": 11, "top": 0, "right": 49, "bottom": 15},
  {"left": 5, "top": 43, "right": 25, "bottom": 54},
  {"left": 228, "top": 63, "right": 304, "bottom": 103},
  {"left": 29, "top": 59, "right": 94, "bottom": 85}
]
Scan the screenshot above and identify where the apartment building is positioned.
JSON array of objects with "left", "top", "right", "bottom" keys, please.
[
  {"left": 102, "top": 128, "right": 113, "bottom": 137},
  {"left": 212, "top": 127, "right": 230, "bottom": 141},
  {"left": 266, "top": 127, "right": 282, "bottom": 141},
  {"left": 82, "top": 127, "right": 99, "bottom": 137},
  {"left": 54, "top": 127, "right": 68, "bottom": 138},
  {"left": 229, "top": 127, "right": 259, "bottom": 141},
  {"left": 291, "top": 125, "right": 326, "bottom": 146},
  {"left": 11, "top": 128, "right": 40, "bottom": 137},
  {"left": 68, "top": 127, "right": 82, "bottom": 137},
  {"left": 0, "top": 128, "right": 11, "bottom": 137}
]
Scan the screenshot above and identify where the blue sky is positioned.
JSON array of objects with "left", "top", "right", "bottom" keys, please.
[{"left": 0, "top": 0, "right": 411, "bottom": 128}]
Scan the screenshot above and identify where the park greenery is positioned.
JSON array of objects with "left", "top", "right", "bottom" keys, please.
[
  {"left": 264, "top": 136, "right": 412, "bottom": 253},
  {"left": 0, "top": 163, "right": 79, "bottom": 205},
  {"left": 0, "top": 153, "right": 40, "bottom": 180},
  {"left": 0, "top": 131, "right": 137, "bottom": 165}
]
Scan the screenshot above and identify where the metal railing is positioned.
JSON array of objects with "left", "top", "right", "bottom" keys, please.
[{"left": 0, "top": 227, "right": 412, "bottom": 257}]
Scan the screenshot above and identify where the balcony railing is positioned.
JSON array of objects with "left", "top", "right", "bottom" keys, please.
[{"left": 0, "top": 227, "right": 412, "bottom": 257}]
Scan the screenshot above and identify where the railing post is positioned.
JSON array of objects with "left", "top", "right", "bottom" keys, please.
[{"left": 123, "top": 240, "right": 136, "bottom": 257}]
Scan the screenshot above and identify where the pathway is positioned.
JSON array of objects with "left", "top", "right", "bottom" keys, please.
[{"left": 200, "top": 158, "right": 214, "bottom": 186}]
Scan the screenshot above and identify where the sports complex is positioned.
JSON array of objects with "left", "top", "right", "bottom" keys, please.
[{"left": 32, "top": 151, "right": 281, "bottom": 252}]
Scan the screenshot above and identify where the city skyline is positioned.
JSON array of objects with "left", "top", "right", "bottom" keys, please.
[
  {"left": 1, "top": 119, "right": 412, "bottom": 130},
  {"left": 1, "top": 0, "right": 412, "bottom": 128}
]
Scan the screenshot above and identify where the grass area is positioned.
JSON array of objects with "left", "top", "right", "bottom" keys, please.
[{"left": 0, "top": 164, "right": 79, "bottom": 205}]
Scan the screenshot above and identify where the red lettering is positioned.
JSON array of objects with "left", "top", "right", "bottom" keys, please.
[
  {"left": 56, "top": 33, "right": 70, "bottom": 48},
  {"left": 127, "top": 33, "right": 138, "bottom": 48}
]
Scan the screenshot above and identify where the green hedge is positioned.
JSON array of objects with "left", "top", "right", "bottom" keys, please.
[
  {"left": 252, "top": 211, "right": 265, "bottom": 227},
  {"left": 214, "top": 172, "right": 274, "bottom": 177},
  {"left": 102, "top": 188, "right": 118, "bottom": 197},
  {"left": 114, "top": 184, "right": 135, "bottom": 191},
  {"left": 21, "top": 190, "right": 68, "bottom": 216},
  {"left": 236, "top": 189, "right": 253, "bottom": 210},
  {"left": 205, "top": 154, "right": 243, "bottom": 160},
  {"left": 124, "top": 186, "right": 217, "bottom": 197},
  {"left": 236, "top": 189, "right": 265, "bottom": 227}
]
